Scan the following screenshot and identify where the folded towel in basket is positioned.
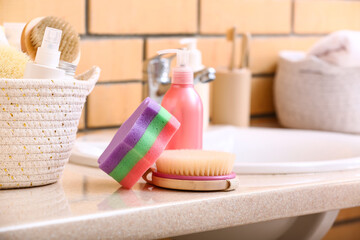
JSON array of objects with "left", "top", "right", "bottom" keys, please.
[{"left": 308, "top": 30, "right": 360, "bottom": 68}]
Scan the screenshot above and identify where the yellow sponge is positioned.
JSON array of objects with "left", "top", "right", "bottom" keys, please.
[
  {"left": 0, "top": 45, "right": 29, "bottom": 79},
  {"left": 156, "top": 150, "right": 235, "bottom": 176}
]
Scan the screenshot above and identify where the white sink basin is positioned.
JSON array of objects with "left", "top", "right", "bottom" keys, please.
[
  {"left": 204, "top": 126, "right": 360, "bottom": 174},
  {"left": 71, "top": 126, "right": 360, "bottom": 174}
]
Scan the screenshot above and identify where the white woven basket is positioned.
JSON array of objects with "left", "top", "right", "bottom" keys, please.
[
  {"left": 275, "top": 51, "right": 360, "bottom": 134},
  {"left": 0, "top": 66, "right": 99, "bottom": 189}
]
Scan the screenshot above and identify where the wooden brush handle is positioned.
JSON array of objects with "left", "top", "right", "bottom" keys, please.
[
  {"left": 240, "top": 32, "right": 251, "bottom": 69},
  {"left": 226, "top": 26, "right": 237, "bottom": 71},
  {"left": 142, "top": 168, "right": 154, "bottom": 184},
  {"left": 230, "top": 28, "right": 236, "bottom": 71},
  {"left": 142, "top": 168, "right": 239, "bottom": 192}
]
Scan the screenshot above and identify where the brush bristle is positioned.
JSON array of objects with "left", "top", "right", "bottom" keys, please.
[
  {"left": 29, "top": 16, "right": 80, "bottom": 63},
  {"left": 156, "top": 150, "right": 235, "bottom": 176}
]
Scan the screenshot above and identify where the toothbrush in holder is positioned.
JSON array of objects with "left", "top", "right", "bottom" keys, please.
[
  {"left": 226, "top": 26, "right": 237, "bottom": 71},
  {"left": 212, "top": 27, "right": 252, "bottom": 127}
]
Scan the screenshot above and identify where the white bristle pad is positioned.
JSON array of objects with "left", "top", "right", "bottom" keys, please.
[{"left": 156, "top": 150, "right": 235, "bottom": 176}]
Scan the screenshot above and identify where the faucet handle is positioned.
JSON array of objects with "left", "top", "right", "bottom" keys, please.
[{"left": 194, "top": 67, "right": 216, "bottom": 84}]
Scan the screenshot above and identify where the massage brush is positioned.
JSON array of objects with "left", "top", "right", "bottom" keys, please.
[
  {"left": 143, "top": 150, "right": 238, "bottom": 191},
  {"left": 21, "top": 16, "right": 80, "bottom": 64}
]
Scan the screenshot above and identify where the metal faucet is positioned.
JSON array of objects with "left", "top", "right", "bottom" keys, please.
[{"left": 143, "top": 52, "right": 216, "bottom": 103}]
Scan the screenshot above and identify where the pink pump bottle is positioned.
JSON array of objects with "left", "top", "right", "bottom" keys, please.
[{"left": 158, "top": 49, "right": 203, "bottom": 149}]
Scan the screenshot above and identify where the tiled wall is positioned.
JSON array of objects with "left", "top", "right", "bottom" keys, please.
[{"left": 2, "top": 0, "right": 360, "bottom": 131}]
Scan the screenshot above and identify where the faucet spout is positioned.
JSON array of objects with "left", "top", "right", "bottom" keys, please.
[
  {"left": 194, "top": 67, "right": 216, "bottom": 84},
  {"left": 143, "top": 54, "right": 216, "bottom": 104}
]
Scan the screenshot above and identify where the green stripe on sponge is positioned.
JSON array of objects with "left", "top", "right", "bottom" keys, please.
[
  {"left": 109, "top": 107, "right": 171, "bottom": 183},
  {"left": 120, "top": 116, "right": 180, "bottom": 188}
]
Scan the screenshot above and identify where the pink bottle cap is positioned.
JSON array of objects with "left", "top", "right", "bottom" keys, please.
[
  {"left": 157, "top": 49, "right": 194, "bottom": 85},
  {"left": 172, "top": 66, "right": 193, "bottom": 85}
]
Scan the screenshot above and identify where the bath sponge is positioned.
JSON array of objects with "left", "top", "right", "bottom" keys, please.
[
  {"left": 0, "top": 45, "right": 29, "bottom": 78},
  {"left": 119, "top": 116, "right": 180, "bottom": 188},
  {"left": 98, "top": 97, "right": 180, "bottom": 189}
]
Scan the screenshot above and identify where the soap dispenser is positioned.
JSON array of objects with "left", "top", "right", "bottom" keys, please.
[
  {"left": 158, "top": 49, "right": 203, "bottom": 149},
  {"left": 179, "top": 38, "right": 204, "bottom": 72},
  {"left": 180, "top": 38, "right": 210, "bottom": 130}
]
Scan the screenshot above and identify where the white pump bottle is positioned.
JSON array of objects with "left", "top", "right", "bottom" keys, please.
[
  {"left": 23, "top": 27, "right": 65, "bottom": 79},
  {"left": 179, "top": 38, "right": 205, "bottom": 72},
  {"left": 180, "top": 38, "right": 210, "bottom": 130}
]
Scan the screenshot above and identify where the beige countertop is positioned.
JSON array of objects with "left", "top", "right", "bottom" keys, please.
[
  {"left": 1, "top": 162, "right": 360, "bottom": 240},
  {"left": 1, "top": 119, "right": 360, "bottom": 239}
]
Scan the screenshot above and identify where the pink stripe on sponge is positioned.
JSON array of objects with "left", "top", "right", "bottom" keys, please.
[{"left": 120, "top": 116, "right": 180, "bottom": 189}]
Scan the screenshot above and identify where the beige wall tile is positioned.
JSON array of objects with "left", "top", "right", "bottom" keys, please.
[
  {"left": 251, "top": 77, "right": 274, "bottom": 115},
  {"left": 146, "top": 37, "right": 182, "bottom": 58},
  {"left": 200, "top": 0, "right": 291, "bottom": 34},
  {"left": 294, "top": 0, "right": 360, "bottom": 34},
  {"left": 323, "top": 221, "right": 360, "bottom": 240},
  {"left": 87, "top": 83, "right": 142, "bottom": 127},
  {"left": 250, "top": 37, "right": 320, "bottom": 74},
  {"left": 77, "top": 39, "right": 143, "bottom": 82},
  {"left": 89, "top": 0, "right": 197, "bottom": 34},
  {"left": 0, "top": 0, "right": 85, "bottom": 34},
  {"left": 199, "top": 38, "right": 242, "bottom": 69}
]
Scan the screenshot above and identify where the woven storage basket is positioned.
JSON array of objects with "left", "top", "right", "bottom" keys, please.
[
  {"left": 0, "top": 66, "right": 99, "bottom": 189},
  {"left": 275, "top": 51, "right": 360, "bottom": 134}
]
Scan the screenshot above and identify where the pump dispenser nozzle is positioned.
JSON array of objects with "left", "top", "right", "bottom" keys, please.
[
  {"left": 157, "top": 49, "right": 193, "bottom": 84},
  {"left": 180, "top": 38, "right": 204, "bottom": 72},
  {"left": 157, "top": 49, "right": 189, "bottom": 67},
  {"left": 35, "top": 27, "right": 62, "bottom": 68},
  {"left": 42, "top": 27, "right": 61, "bottom": 50},
  {"left": 23, "top": 27, "right": 65, "bottom": 79},
  {"left": 180, "top": 38, "right": 197, "bottom": 50}
]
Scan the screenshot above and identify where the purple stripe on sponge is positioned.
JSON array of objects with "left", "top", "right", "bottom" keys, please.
[{"left": 98, "top": 97, "right": 161, "bottom": 174}]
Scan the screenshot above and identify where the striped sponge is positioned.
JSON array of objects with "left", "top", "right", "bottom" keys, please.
[{"left": 98, "top": 97, "right": 180, "bottom": 189}]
